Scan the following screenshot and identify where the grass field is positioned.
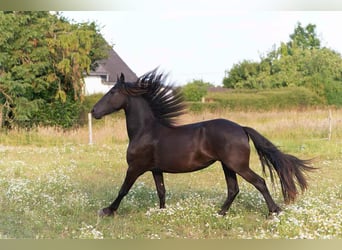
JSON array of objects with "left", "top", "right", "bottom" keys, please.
[{"left": 0, "top": 108, "right": 341, "bottom": 239}]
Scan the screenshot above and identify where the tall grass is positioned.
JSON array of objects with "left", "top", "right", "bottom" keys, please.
[
  {"left": 0, "top": 107, "right": 341, "bottom": 238},
  {"left": 1, "top": 108, "right": 337, "bottom": 146}
]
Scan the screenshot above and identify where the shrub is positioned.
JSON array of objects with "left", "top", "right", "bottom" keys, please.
[
  {"left": 181, "top": 80, "right": 212, "bottom": 102},
  {"left": 189, "top": 87, "right": 324, "bottom": 111},
  {"left": 324, "top": 80, "right": 342, "bottom": 106}
]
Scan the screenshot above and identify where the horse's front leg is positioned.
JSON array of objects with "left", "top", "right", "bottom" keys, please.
[
  {"left": 99, "top": 167, "right": 144, "bottom": 217},
  {"left": 152, "top": 170, "right": 166, "bottom": 209}
]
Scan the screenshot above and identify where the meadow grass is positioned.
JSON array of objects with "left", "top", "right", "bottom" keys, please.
[{"left": 0, "top": 108, "right": 341, "bottom": 239}]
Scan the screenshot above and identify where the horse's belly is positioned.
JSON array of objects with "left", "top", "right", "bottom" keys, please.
[{"left": 156, "top": 147, "right": 216, "bottom": 173}]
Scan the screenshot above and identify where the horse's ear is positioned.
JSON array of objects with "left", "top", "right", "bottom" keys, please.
[
  {"left": 120, "top": 73, "right": 125, "bottom": 83},
  {"left": 117, "top": 73, "right": 125, "bottom": 83}
]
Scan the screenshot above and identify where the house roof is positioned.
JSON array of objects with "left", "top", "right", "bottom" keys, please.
[{"left": 89, "top": 48, "right": 138, "bottom": 83}]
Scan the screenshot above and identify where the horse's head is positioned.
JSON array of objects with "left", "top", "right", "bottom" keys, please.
[{"left": 91, "top": 73, "right": 128, "bottom": 119}]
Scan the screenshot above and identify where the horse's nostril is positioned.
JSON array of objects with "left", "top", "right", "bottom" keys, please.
[{"left": 91, "top": 108, "right": 102, "bottom": 119}]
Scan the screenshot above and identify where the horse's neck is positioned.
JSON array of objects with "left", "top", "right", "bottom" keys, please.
[{"left": 124, "top": 96, "right": 156, "bottom": 140}]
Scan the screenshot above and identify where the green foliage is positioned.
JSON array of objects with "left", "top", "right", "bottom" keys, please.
[
  {"left": 288, "top": 22, "right": 321, "bottom": 51},
  {"left": 0, "top": 11, "right": 110, "bottom": 128},
  {"left": 223, "top": 60, "right": 259, "bottom": 89},
  {"left": 181, "top": 79, "right": 213, "bottom": 101},
  {"left": 324, "top": 80, "right": 342, "bottom": 106},
  {"left": 189, "top": 87, "right": 324, "bottom": 112},
  {"left": 38, "top": 98, "right": 82, "bottom": 128},
  {"left": 223, "top": 22, "right": 342, "bottom": 106}
]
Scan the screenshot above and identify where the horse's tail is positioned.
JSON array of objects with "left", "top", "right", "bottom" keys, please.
[{"left": 243, "top": 126, "right": 316, "bottom": 203}]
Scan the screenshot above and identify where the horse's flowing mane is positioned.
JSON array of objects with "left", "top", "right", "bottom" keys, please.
[{"left": 118, "top": 69, "right": 186, "bottom": 127}]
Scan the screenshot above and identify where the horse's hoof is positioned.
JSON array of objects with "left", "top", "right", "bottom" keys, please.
[
  {"left": 268, "top": 206, "right": 282, "bottom": 216},
  {"left": 274, "top": 206, "right": 282, "bottom": 214},
  {"left": 217, "top": 210, "right": 227, "bottom": 216},
  {"left": 98, "top": 207, "right": 114, "bottom": 217}
]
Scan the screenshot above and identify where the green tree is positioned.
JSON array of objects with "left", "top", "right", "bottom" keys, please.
[
  {"left": 288, "top": 22, "right": 321, "bottom": 52},
  {"left": 222, "top": 22, "right": 342, "bottom": 106},
  {"left": 0, "top": 11, "right": 110, "bottom": 128},
  {"left": 223, "top": 60, "right": 259, "bottom": 89},
  {"left": 181, "top": 79, "right": 213, "bottom": 102}
]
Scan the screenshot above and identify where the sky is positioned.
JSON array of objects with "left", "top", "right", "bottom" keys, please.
[{"left": 61, "top": 10, "right": 342, "bottom": 86}]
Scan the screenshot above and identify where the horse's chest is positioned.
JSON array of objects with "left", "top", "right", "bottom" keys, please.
[{"left": 126, "top": 141, "right": 155, "bottom": 165}]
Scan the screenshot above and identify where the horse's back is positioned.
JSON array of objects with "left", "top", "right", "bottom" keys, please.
[
  {"left": 197, "top": 118, "right": 248, "bottom": 141},
  {"left": 169, "top": 118, "right": 248, "bottom": 147},
  {"left": 203, "top": 118, "right": 250, "bottom": 147},
  {"left": 154, "top": 118, "right": 250, "bottom": 172}
]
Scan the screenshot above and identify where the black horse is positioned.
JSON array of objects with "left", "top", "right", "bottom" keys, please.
[{"left": 91, "top": 69, "right": 314, "bottom": 217}]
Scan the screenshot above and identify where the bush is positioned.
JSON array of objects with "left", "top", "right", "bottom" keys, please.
[
  {"left": 324, "top": 80, "right": 342, "bottom": 106},
  {"left": 181, "top": 80, "right": 212, "bottom": 102},
  {"left": 37, "top": 99, "right": 82, "bottom": 129},
  {"left": 189, "top": 87, "right": 325, "bottom": 111}
]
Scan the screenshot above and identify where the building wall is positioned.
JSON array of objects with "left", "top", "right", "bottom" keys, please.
[{"left": 83, "top": 76, "right": 113, "bottom": 95}]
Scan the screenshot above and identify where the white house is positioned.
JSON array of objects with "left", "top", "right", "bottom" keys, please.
[{"left": 83, "top": 48, "right": 137, "bottom": 95}]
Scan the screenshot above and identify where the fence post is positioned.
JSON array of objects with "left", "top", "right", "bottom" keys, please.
[
  {"left": 88, "top": 113, "right": 93, "bottom": 145},
  {"left": 328, "top": 109, "right": 332, "bottom": 141}
]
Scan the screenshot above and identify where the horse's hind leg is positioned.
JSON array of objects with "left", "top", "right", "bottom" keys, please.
[
  {"left": 152, "top": 170, "right": 166, "bottom": 209},
  {"left": 219, "top": 163, "right": 239, "bottom": 215},
  {"left": 238, "top": 168, "right": 282, "bottom": 214}
]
